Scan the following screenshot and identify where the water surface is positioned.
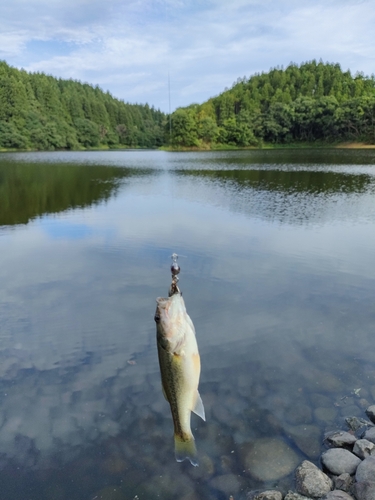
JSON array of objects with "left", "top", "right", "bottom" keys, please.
[{"left": 1, "top": 149, "right": 375, "bottom": 499}]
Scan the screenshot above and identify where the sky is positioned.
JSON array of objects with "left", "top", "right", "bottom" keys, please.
[{"left": 1, "top": 0, "right": 375, "bottom": 112}]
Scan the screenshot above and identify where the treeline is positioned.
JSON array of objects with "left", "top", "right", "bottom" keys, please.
[
  {"left": 0, "top": 61, "right": 166, "bottom": 150},
  {"left": 169, "top": 60, "right": 375, "bottom": 147}
]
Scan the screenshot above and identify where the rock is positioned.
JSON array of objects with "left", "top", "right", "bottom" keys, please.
[
  {"left": 325, "top": 431, "right": 357, "bottom": 448},
  {"left": 286, "top": 424, "right": 321, "bottom": 459},
  {"left": 295, "top": 460, "right": 333, "bottom": 498},
  {"left": 341, "top": 405, "right": 363, "bottom": 418},
  {"left": 356, "top": 456, "right": 375, "bottom": 483},
  {"left": 346, "top": 417, "right": 373, "bottom": 432},
  {"left": 322, "top": 491, "right": 354, "bottom": 500},
  {"left": 352, "top": 481, "right": 375, "bottom": 500},
  {"left": 242, "top": 437, "right": 300, "bottom": 482},
  {"left": 247, "top": 490, "right": 283, "bottom": 500},
  {"left": 92, "top": 486, "right": 127, "bottom": 500},
  {"left": 321, "top": 448, "right": 361, "bottom": 475},
  {"left": 285, "top": 404, "right": 313, "bottom": 425},
  {"left": 365, "top": 406, "right": 375, "bottom": 424},
  {"left": 284, "top": 492, "right": 310, "bottom": 500},
  {"left": 334, "top": 473, "right": 353, "bottom": 492},
  {"left": 353, "top": 439, "right": 375, "bottom": 459},
  {"left": 314, "top": 406, "right": 338, "bottom": 422},
  {"left": 209, "top": 473, "right": 242, "bottom": 496},
  {"left": 364, "top": 428, "right": 375, "bottom": 444}
]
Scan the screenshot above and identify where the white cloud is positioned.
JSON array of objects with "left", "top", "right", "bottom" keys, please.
[{"left": 1, "top": 0, "right": 375, "bottom": 110}]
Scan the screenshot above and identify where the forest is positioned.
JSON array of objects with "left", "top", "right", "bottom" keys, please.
[
  {"left": 0, "top": 61, "right": 166, "bottom": 150},
  {"left": 1, "top": 59, "right": 375, "bottom": 150},
  {"left": 169, "top": 60, "right": 375, "bottom": 147}
]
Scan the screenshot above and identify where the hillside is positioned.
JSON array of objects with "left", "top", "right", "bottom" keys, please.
[
  {"left": 0, "top": 61, "right": 166, "bottom": 150},
  {"left": 169, "top": 60, "right": 375, "bottom": 147}
]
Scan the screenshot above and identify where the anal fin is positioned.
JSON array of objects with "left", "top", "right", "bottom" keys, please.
[{"left": 192, "top": 390, "right": 205, "bottom": 421}]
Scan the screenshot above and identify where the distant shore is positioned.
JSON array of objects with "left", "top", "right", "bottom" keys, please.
[{"left": 1, "top": 142, "right": 375, "bottom": 154}]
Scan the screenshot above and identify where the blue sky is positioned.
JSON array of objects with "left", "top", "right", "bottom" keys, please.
[{"left": 1, "top": 0, "right": 375, "bottom": 112}]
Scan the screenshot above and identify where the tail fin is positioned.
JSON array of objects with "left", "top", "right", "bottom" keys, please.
[{"left": 174, "top": 434, "right": 198, "bottom": 467}]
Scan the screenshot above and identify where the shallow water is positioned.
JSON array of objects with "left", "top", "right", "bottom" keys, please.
[{"left": 1, "top": 149, "right": 375, "bottom": 499}]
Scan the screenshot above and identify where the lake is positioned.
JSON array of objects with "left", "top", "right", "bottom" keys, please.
[{"left": 1, "top": 149, "right": 375, "bottom": 499}]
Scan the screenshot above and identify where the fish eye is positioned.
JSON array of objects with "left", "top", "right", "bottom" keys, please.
[{"left": 154, "top": 314, "right": 160, "bottom": 323}]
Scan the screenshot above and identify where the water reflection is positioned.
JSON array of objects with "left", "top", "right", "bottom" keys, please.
[
  {"left": 1, "top": 150, "right": 375, "bottom": 499},
  {"left": 0, "top": 160, "right": 152, "bottom": 226}
]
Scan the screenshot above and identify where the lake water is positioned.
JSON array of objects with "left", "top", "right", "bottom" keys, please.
[{"left": 1, "top": 149, "right": 375, "bottom": 499}]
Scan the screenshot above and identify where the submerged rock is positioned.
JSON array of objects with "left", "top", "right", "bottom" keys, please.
[
  {"left": 295, "top": 460, "right": 332, "bottom": 498},
  {"left": 321, "top": 448, "right": 361, "bottom": 475},
  {"left": 286, "top": 424, "right": 321, "bottom": 459},
  {"left": 209, "top": 473, "right": 243, "bottom": 496},
  {"left": 242, "top": 437, "right": 300, "bottom": 481}
]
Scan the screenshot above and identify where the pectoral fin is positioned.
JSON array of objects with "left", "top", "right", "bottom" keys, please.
[{"left": 192, "top": 390, "right": 205, "bottom": 421}]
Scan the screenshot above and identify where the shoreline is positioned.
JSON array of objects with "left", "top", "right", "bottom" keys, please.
[{"left": 1, "top": 142, "right": 375, "bottom": 154}]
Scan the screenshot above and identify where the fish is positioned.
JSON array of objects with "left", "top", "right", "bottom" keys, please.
[{"left": 155, "top": 289, "right": 205, "bottom": 466}]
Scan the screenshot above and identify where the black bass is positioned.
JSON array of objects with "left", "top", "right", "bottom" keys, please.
[{"left": 155, "top": 290, "right": 205, "bottom": 466}]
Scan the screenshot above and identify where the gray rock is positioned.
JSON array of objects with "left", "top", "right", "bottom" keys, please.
[
  {"left": 365, "top": 406, "right": 375, "bottom": 425},
  {"left": 334, "top": 473, "right": 353, "bottom": 492},
  {"left": 286, "top": 424, "right": 321, "bottom": 459},
  {"left": 346, "top": 417, "right": 374, "bottom": 432},
  {"left": 356, "top": 457, "right": 375, "bottom": 483},
  {"left": 341, "top": 405, "right": 363, "bottom": 418},
  {"left": 242, "top": 438, "right": 300, "bottom": 482},
  {"left": 321, "top": 448, "right": 361, "bottom": 475},
  {"left": 353, "top": 439, "right": 375, "bottom": 459},
  {"left": 364, "top": 428, "right": 375, "bottom": 444},
  {"left": 209, "top": 473, "right": 242, "bottom": 496},
  {"left": 325, "top": 431, "right": 357, "bottom": 448},
  {"left": 284, "top": 491, "right": 311, "bottom": 500},
  {"left": 315, "top": 406, "right": 338, "bottom": 422},
  {"left": 295, "top": 460, "right": 332, "bottom": 498},
  {"left": 322, "top": 491, "right": 354, "bottom": 500},
  {"left": 285, "top": 404, "right": 313, "bottom": 425},
  {"left": 352, "top": 482, "right": 375, "bottom": 500},
  {"left": 248, "top": 490, "right": 283, "bottom": 500}
]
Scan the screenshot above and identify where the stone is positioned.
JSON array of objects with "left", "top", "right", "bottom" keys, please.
[
  {"left": 356, "top": 456, "right": 375, "bottom": 483},
  {"left": 295, "top": 460, "right": 333, "bottom": 498},
  {"left": 247, "top": 490, "right": 283, "bottom": 500},
  {"left": 286, "top": 424, "right": 321, "bottom": 459},
  {"left": 321, "top": 448, "right": 361, "bottom": 475},
  {"left": 242, "top": 437, "right": 300, "bottom": 482},
  {"left": 353, "top": 439, "right": 375, "bottom": 459},
  {"left": 325, "top": 431, "right": 357, "bottom": 448},
  {"left": 334, "top": 473, "right": 353, "bottom": 492},
  {"left": 341, "top": 405, "right": 363, "bottom": 418},
  {"left": 366, "top": 406, "right": 375, "bottom": 424},
  {"left": 209, "top": 473, "right": 242, "bottom": 496},
  {"left": 364, "top": 428, "right": 375, "bottom": 444},
  {"left": 322, "top": 491, "right": 354, "bottom": 500},
  {"left": 284, "top": 492, "right": 310, "bottom": 500},
  {"left": 314, "top": 406, "right": 338, "bottom": 422},
  {"left": 285, "top": 404, "right": 313, "bottom": 425},
  {"left": 352, "top": 482, "right": 375, "bottom": 500},
  {"left": 346, "top": 417, "right": 373, "bottom": 432}
]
